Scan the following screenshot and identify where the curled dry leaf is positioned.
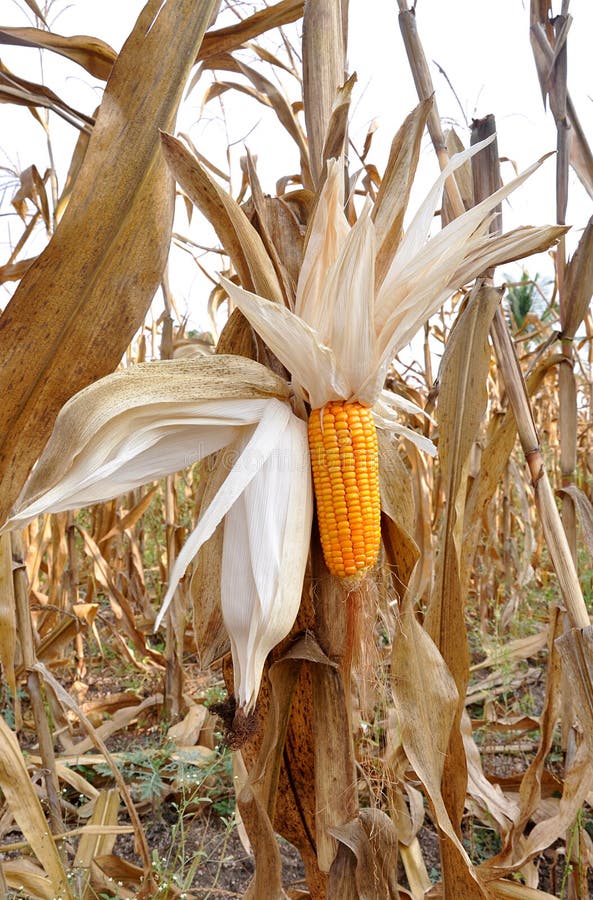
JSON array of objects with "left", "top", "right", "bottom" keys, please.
[
  {"left": 320, "top": 72, "right": 357, "bottom": 170},
  {"left": 198, "top": 0, "right": 304, "bottom": 61},
  {"left": 461, "top": 711, "right": 518, "bottom": 839},
  {"left": 2, "top": 859, "right": 60, "bottom": 900},
  {"left": 391, "top": 604, "right": 487, "bottom": 895},
  {"left": 373, "top": 98, "right": 432, "bottom": 288},
  {"left": 0, "top": 60, "right": 93, "bottom": 130},
  {"left": 239, "top": 782, "right": 289, "bottom": 900},
  {"left": 328, "top": 809, "right": 400, "bottom": 899},
  {"left": 0, "top": 255, "right": 36, "bottom": 283},
  {"left": 0, "top": 26, "right": 117, "bottom": 80}
]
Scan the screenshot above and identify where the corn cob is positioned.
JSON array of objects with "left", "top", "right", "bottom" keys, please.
[{"left": 308, "top": 400, "right": 381, "bottom": 579}]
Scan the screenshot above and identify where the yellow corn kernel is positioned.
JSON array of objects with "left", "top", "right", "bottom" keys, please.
[{"left": 308, "top": 400, "right": 380, "bottom": 580}]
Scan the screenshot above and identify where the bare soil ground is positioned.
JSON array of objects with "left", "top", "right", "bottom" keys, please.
[{"left": 5, "top": 648, "right": 592, "bottom": 897}]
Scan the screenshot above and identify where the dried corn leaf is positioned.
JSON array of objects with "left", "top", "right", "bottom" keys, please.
[
  {"left": 461, "top": 711, "right": 518, "bottom": 837},
  {"left": 513, "top": 739, "right": 593, "bottom": 869},
  {"left": 462, "top": 355, "right": 562, "bottom": 592},
  {"left": 379, "top": 430, "right": 419, "bottom": 594},
  {"left": 161, "top": 132, "right": 283, "bottom": 301},
  {"left": 22, "top": 0, "right": 47, "bottom": 24},
  {"left": 328, "top": 809, "right": 400, "bottom": 899},
  {"left": 53, "top": 761, "right": 99, "bottom": 801},
  {"left": 236, "top": 58, "right": 310, "bottom": 182},
  {"left": 11, "top": 164, "right": 50, "bottom": 228},
  {"left": 3, "top": 859, "right": 58, "bottom": 900},
  {"left": 399, "top": 838, "right": 432, "bottom": 899},
  {"left": 445, "top": 129, "right": 475, "bottom": 211},
  {"left": 373, "top": 99, "right": 432, "bottom": 289},
  {"left": 556, "top": 625, "right": 593, "bottom": 753},
  {"left": 90, "top": 854, "right": 142, "bottom": 896},
  {"left": 74, "top": 789, "right": 119, "bottom": 871},
  {"left": 0, "top": 60, "right": 92, "bottom": 130},
  {"left": 167, "top": 704, "right": 208, "bottom": 746},
  {"left": 59, "top": 695, "right": 162, "bottom": 756},
  {"left": 562, "top": 216, "right": 593, "bottom": 338},
  {"left": 558, "top": 482, "right": 593, "bottom": 554},
  {"left": 199, "top": 0, "right": 304, "bottom": 61},
  {"left": 391, "top": 604, "right": 487, "bottom": 897},
  {"left": 0, "top": 256, "right": 36, "bottom": 283},
  {"left": 240, "top": 782, "right": 288, "bottom": 900},
  {"left": 98, "top": 484, "right": 159, "bottom": 543},
  {"left": 471, "top": 630, "right": 549, "bottom": 672},
  {"left": 320, "top": 72, "right": 356, "bottom": 168},
  {"left": 55, "top": 124, "right": 91, "bottom": 221},
  {"left": 426, "top": 285, "right": 501, "bottom": 883},
  {"left": 0, "top": 0, "right": 219, "bottom": 525},
  {"left": 530, "top": 22, "right": 593, "bottom": 199},
  {"left": 0, "top": 27, "right": 117, "bottom": 80},
  {"left": 0, "top": 716, "right": 72, "bottom": 898},
  {"left": 485, "top": 880, "right": 557, "bottom": 899},
  {"left": 245, "top": 153, "right": 298, "bottom": 305}
]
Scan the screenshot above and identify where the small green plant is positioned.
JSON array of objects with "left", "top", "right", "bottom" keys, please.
[{"left": 505, "top": 269, "right": 553, "bottom": 335}]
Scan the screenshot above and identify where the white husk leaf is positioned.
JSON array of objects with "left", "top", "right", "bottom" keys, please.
[
  {"left": 221, "top": 275, "right": 350, "bottom": 408},
  {"left": 5, "top": 356, "right": 291, "bottom": 528},
  {"left": 296, "top": 156, "right": 349, "bottom": 329},
  {"left": 221, "top": 410, "right": 312, "bottom": 709},
  {"left": 154, "top": 399, "right": 307, "bottom": 631}
]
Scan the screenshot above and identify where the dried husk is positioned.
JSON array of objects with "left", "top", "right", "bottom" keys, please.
[{"left": 373, "top": 99, "right": 432, "bottom": 290}]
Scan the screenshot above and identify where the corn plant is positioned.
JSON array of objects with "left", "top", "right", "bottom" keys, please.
[{"left": 0, "top": 1, "right": 593, "bottom": 898}]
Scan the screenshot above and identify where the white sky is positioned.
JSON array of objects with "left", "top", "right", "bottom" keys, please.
[{"left": 1, "top": 0, "right": 592, "bottom": 337}]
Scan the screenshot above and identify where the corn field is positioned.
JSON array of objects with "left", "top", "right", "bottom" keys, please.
[{"left": 1, "top": 1, "right": 593, "bottom": 897}]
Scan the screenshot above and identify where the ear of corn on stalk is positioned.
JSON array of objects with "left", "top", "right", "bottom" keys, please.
[{"left": 308, "top": 401, "right": 380, "bottom": 579}]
